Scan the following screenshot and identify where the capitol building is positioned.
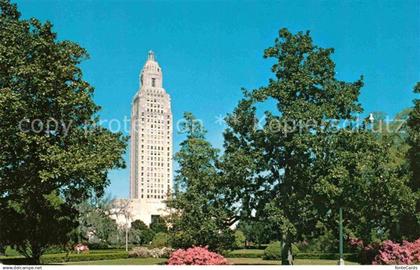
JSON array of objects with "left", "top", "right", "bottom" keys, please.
[{"left": 113, "top": 51, "right": 173, "bottom": 226}]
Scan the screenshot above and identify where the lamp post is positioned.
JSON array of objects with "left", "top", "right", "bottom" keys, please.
[{"left": 339, "top": 207, "right": 344, "bottom": 265}]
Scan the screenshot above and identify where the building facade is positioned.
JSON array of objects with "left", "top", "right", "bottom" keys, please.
[{"left": 127, "top": 51, "right": 173, "bottom": 225}]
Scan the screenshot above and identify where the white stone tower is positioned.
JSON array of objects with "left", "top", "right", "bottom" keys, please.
[{"left": 129, "top": 51, "right": 173, "bottom": 225}]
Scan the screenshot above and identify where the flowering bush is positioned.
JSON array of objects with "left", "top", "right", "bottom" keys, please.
[
  {"left": 128, "top": 247, "right": 173, "bottom": 258},
  {"left": 360, "top": 242, "right": 381, "bottom": 265},
  {"left": 348, "top": 237, "right": 364, "bottom": 250},
  {"left": 74, "top": 243, "right": 89, "bottom": 254},
  {"left": 373, "top": 239, "right": 420, "bottom": 265},
  {"left": 167, "top": 246, "right": 228, "bottom": 265}
]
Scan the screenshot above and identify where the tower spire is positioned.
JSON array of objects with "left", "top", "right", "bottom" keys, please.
[{"left": 148, "top": 50, "right": 155, "bottom": 61}]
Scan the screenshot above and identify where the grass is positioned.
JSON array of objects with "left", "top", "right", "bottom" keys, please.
[
  {"left": 62, "top": 257, "right": 359, "bottom": 265},
  {"left": 1, "top": 247, "right": 359, "bottom": 265},
  {"left": 228, "top": 258, "right": 359, "bottom": 265},
  {"left": 226, "top": 249, "right": 264, "bottom": 258},
  {"left": 65, "top": 258, "right": 167, "bottom": 265},
  {"left": 228, "top": 249, "right": 264, "bottom": 255}
]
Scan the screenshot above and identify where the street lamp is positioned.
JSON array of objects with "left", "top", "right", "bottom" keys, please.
[{"left": 339, "top": 207, "right": 344, "bottom": 265}]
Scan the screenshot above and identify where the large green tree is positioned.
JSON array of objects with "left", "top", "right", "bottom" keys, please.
[
  {"left": 402, "top": 82, "right": 420, "bottom": 240},
  {"left": 167, "top": 112, "right": 234, "bottom": 252},
  {"left": 0, "top": 0, "right": 126, "bottom": 263},
  {"left": 221, "top": 28, "right": 417, "bottom": 263},
  {"left": 368, "top": 107, "right": 419, "bottom": 241},
  {"left": 407, "top": 83, "right": 420, "bottom": 192}
]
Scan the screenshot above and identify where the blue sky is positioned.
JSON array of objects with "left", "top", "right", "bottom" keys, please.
[{"left": 15, "top": 0, "right": 420, "bottom": 198}]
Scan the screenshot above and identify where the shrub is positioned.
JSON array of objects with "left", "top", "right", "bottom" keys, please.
[
  {"left": 88, "top": 242, "right": 111, "bottom": 250},
  {"left": 234, "top": 230, "right": 246, "bottom": 249},
  {"left": 74, "top": 243, "right": 89, "bottom": 253},
  {"left": 128, "top": 247, "right": 173, "bottom": 258},
  {"left": 168, "top": 246, "right": 228, "bottom": 265},
  {"left": 263, "top": 241, "right": 281, "bottom": 260},
  {"left": 263, "top": 241, "right": 300, "bottom": 260},
  {"left": 128, "top": 247, "right": 150, "bottom": 258},
  {"left": 151, "top": 232, "right": 169, "bottom": 248},
  {"left": 44, "top": 245, "right": 67, "bottom": 254},
  {"left": 0, "top": 251, "right": 130, "bottom": 264},
  {"left": 373, "top": 239, "right": 420, "bottom": 265},
  {"left": 360, "top": 242, "right": 381, "bottom": 264},
  {"left": 295, "top": 252, "right": 358, "bottom": 261},
  {"left": 296, "top": 231, "right": 337, "bottom": 253},
  {"left": 46, "top": 251, "right": 128, "bottom": 263},
  {"left": 150, "top": 247, "right": 173, "bottom": 258},
  {"left": 348, "top": 237, "right": 364, "bottom": 250}
]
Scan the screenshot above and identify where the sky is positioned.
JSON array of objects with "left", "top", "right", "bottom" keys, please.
[{"left": 14, "top": 0, "right": 420, "bottom": 199}]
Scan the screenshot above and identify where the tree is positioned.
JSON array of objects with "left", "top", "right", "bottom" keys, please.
[
  {"left": 76, "top": 196, "right": 118, "bottom": 246},
  {"left": 150, "top": 216, "right": 168, "bottom": 233},
  {"left": 167, "top": 112, "right": 235, "bottom": 252},
  {"left": 367, "top": 107, "right": 419, "bottom": 241},
  {"left": 109, "top": 200, "right": 132, "bottom": 251},
  {"left": 402, "top": 82, "right": 420, "bottom": 240},
  {"left": 151, "top": 232, "right": 169, "bottom": 248},
  {"left": 131, "top": 220, "right": 148, "bottom": 231},
  {"left": 233, "top": 230, "right": 246, "bottom": 249},
  {"left": 370, "top": 109, "right": 411, "bottom": 172},
  {"left": 237, "top": 220, "right": 277, "bottom": 247},
  {"left": 407, "top": 82, "right": 420, "bottom": 192},
  {"left": 0, "top": 1, "right": 127, "bottom": 263},
  {"left": 130, "top": 219, "right": 155, "bottom": 245},
  {"left": 221, "top": 28, "right": 417, "bottom": 263}
]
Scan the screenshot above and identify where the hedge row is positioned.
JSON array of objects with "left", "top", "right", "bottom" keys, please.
[
  {"left": 295, "top": 252, "right": 358, "bottom": 261},
  {"left": 0, "top": 251, "right": 129, "bottom": 265},
  {"left": 225, "top": 252, "right": 261, "bottom": 258},
  {"left": 225, "top": 250, "right": 358, "bottom": 261},
  {"left": 226, "top": 249, "right": 264, "bottom": 258},
  {"left": 1, "top": 250, "right": 358, "bottom": 264}
]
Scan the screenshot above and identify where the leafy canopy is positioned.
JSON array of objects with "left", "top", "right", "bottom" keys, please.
[
  {"left": 221, "top": 28, "right": 417, "bottom": 263},
  {"left": 0, "top": 0, "right": 127, "bottom": 262},
  {"left": 167, "top": 112, "right": 234, "bottom": 252}
]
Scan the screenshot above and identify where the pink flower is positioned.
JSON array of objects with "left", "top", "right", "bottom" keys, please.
[
  {"left": 373, "top": 239, "right": 420, "bottom": 265},
  {"left": 168, "top": 246, "right": 228, "bottom": 265}
]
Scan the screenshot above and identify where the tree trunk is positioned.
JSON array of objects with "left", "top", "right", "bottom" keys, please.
[
  {"left": 29, "top": 255, "right": 41, "bottom": 265},
  {"left": 281, "top": 234, "right": 294, "bottom": 265},
  {"left": 125, "top": 228, "right": 128, "bottom": 252},
  {"left": 30, "top": 246, "right": 42, "bottom": 265}
]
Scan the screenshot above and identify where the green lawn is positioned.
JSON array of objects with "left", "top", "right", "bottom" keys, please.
[
  {"left": 65, "top": 258, "right": 167, "bottom": 265},
  {"left": 1, "top": 247, "right": 359, "bottom": 265},
  {"left": 228, "top": 258, "right": 359, "bottom": 265},
  {"left": 62, "top": 257, "right": 359, "bottom": 265},
  {"left": 227, "top": 249, "right": 264, "bottom": 257}
]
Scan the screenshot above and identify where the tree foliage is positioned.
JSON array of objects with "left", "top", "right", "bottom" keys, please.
[
  {"left": 0, "top": 0, "right": 127, "bottom": 263},
  {"left": 131, "top": 219, "right": 148, "bottom": 231},
  {"left": 76, "top": 196, "right": 118, "bottom": 246},
  {"left": 167, "top": 112, "right": 234, "bottom": 252},
  {"left": 401, "top": 82, "right": 420, "bottom": 240},
  {"left": 237, "top": 220, "right": 277, "bottom": 247},
  {"left": 221, "top": 28, "right": 417, "bottom": 263},
  {"left": 233, "top": 230, "right": 246, "bottom": 249},
  {"left": 150, "top": 216, "right": 168, "bottom": 233},
  {"left": 407, "top": 83, "right": 420, "bottom": 192}
]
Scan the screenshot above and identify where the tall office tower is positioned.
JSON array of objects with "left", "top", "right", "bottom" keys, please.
[{"left": 129, "top": 51, "right": 173, "bottom": 225}]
